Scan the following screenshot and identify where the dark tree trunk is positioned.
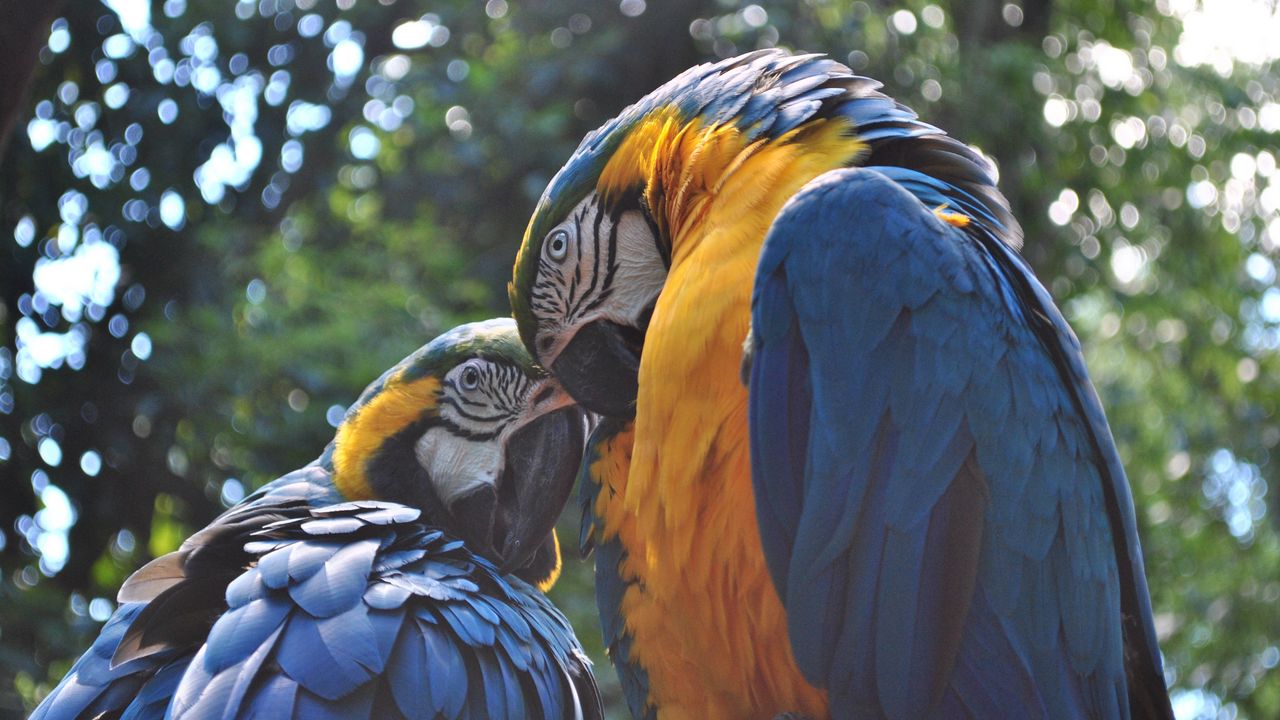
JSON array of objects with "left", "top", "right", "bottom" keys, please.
[
  {"left": 0, "top": 1, "right": 66, "bottom": 166},
  {"left": 953, "top": 0, "right": 1052, "bottom": 45},
  {"left": 948, "top": 0, "right": 1055, "bottom": 270}
]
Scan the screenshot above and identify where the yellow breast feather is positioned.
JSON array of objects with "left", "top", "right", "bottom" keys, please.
[{"left": 592, "top": 116, "right": 862, "bottom": 718}]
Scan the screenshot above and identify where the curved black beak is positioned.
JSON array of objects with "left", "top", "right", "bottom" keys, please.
[
  {"left": 496, "top": 406, "right": 587, "bottom": 581},
  {"left": 551, "top": 319, "right": 644, "bottom": 419}
]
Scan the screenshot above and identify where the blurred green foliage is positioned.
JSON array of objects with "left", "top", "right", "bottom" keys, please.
[{"left": 1, "top": 1, "right": 1277, "bottom": 718}]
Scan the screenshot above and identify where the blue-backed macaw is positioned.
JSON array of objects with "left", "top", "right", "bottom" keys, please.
[
  {"left": 33, "top": 319, "right": 602, "bottom": 720},
  {"left": 509, "top": 50, "right": 1174, "bottom": 719}
]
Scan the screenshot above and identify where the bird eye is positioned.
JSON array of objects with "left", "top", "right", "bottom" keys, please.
[
  {"left": 545, "top": 229, "right": 569, "bottom": 261},
  {"left": 460, "top": 364, "right": 481, "bottom": 390}
]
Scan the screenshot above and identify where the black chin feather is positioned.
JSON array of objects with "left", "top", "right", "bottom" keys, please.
[
  {"left": 363, "top": 419, "right": 448, "bottom": 526},
  {"left": 513, "top": 532, "right": 560, "bottom": 587}
]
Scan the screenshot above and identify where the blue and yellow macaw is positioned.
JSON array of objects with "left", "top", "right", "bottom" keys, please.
[
  {"left": 510, "top": 50, "right": 1174, "bottom": 719},
  {"left": 33, "top": 319, "right": 602, "bottom": 720}
]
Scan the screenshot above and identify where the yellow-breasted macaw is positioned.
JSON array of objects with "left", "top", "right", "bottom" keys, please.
[
  {"left": 509, "top": 50, "right": 1173, "bottom": 720},
  {"left": 33, "top": 319, "right": 602, "bottom": 720}
]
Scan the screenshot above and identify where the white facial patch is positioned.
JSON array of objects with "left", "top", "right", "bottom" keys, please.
[
  {"left": 532, "top": 191, "right": 668, "bottom": 364},
  {"left": 415, "top": 426, "right": 503, "bottom": 504},
  {"left": 610, "top": 208, "right": 668, "bottom": 325}
]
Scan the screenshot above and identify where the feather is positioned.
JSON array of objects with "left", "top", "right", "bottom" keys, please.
[
  {"left": 386, "top": 622, "right": 431, "bottom": 719},
  {"left": 288, "top": 538, "right": 378, "bottom": 617},
  {"left": 202, "top": 597, "right": 289, "bottom": 672},
  {"left": 751, "top": 166, "right": 1170, "bottom": 718},
  {"left": 117, "top": 552, "right": 187, "bottom": 603}
]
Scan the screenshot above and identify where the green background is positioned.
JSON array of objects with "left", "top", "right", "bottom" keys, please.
[{"left": 1, "top": 1, "right": 1276, "bottom": 718}]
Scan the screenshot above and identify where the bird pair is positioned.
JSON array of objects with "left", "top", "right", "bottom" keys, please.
[{"left": 38, "top": 48, "right": 1175, "bottom": 720}]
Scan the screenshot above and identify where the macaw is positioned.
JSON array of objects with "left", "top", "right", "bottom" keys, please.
[
  {"left": 510, "top": 50, "right": 1174, "bottom": 719},
  {"left": 33, "top": 319, "right": 602, "bottom": 720}
]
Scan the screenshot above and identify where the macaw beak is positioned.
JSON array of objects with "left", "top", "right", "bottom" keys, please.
[
  {"left": 496, "top": 405, "right": 586, "bottom": 578},
  {"left": 551, "top": 319, "right": 644, "bottom": 419},
  {"left": 442, "top": 404, "right": 583, "bottom": 576},
  {"left": 442, "top": 399, "right": 584, "bottom": 583},
  {"left": 440, "top": 404, "right": 581, "bottom": 576}
]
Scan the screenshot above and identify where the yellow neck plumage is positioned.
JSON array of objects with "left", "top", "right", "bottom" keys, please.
[
  {"left": 587, "top": 111, "right": 867, "bottom": 716},
  {"left": 598, "top": 108, "right": 867, "bottom": 257},
  {"left": 331, "top": 374, "right": 442, "bottom": 501}
]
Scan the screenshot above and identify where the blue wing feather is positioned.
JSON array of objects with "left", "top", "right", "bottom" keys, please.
[
  {"left": 749, "top": 286, "right": 811, "bottom": 591},
  {"left": 578, "top": 418, "right": 657, "bottom": 720},
  {"left": 175, "top": 502, "right": 600, "bottom": 719},
  {"left": 202, "top": 597, "right": 289, "bottom": 673},
  {"left": 386, "top": 620, "right": 430, "bottom": 718},
  {"left": 34, "top": 483, "right": 600, "bottom": 720},
  {"left": 118, "top": 656, "right": 190, "bottom": 720},
  {"left": 29, "top": 603, "right": 149, "bottom": 720},
  {"left": 243, "top": 675, "right": 298, "bottom": 719},
  {"left": 750, "top": 167, "right": 1171, "bottom": 719}
]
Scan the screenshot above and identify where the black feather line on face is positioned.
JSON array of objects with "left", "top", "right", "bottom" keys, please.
[
  {"left": 580, "top": 203, "right": 624, "bottom": 318},
  {"left": 354, "top": 357, "right": 535, "bottom": 524},
  {"left": 442, "top": 377, "right": 491, "bottom": 408},
  {"left": 563, "top": 198, "right": 598, "bottom": 325},
  {"left": 551, "top": 190, "right": 661, "bottom": 331},
  {"left": 437, "top": 399, "right": 512, "bottom": 433},
  {"left": 572, "top": 196, "right": 605, "bottom": 320},
  {"left": 535, "top": 257, "right": 569, "bottom": 308},
  {"left": 366, "top": 356, "right": 529, "bottom": 525},
  {"left": 501, "top": 364, "right": 528, "bottom": 409},
  {"left": 365, "top": 416, "right": 450, "bottom": 525},
  {"left": 570, "top": 200, "right": 593, "bottom": 303},
  {"left": 437, "top": 360, "right": 530, "bottom": 436},
  {"left": 637, "top": 192, "right": 670, "bottom": 269}
]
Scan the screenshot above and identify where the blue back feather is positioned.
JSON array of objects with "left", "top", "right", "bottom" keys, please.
[
  {"left": 33, "top": 470, "right": 601, "bottom": 720},
  {"left": 749, "top": 167, "right": 1172, "bottom": 719}
]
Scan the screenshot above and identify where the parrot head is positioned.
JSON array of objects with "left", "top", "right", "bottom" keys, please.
[
  {"left": 510, "top": 50, "right": 1014, "bottom": 420},
  {"left": 507, "top": 90, "right": 690, "bottom": 418},
  {"left": 331, "top": 318, "right": 586, "bottom": 589},
  {"left": 509, "top": 50, "right": 863, "bottom": 418},
  {"left": 508, "top": 182, "right": 667, "bottom": 419}
]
